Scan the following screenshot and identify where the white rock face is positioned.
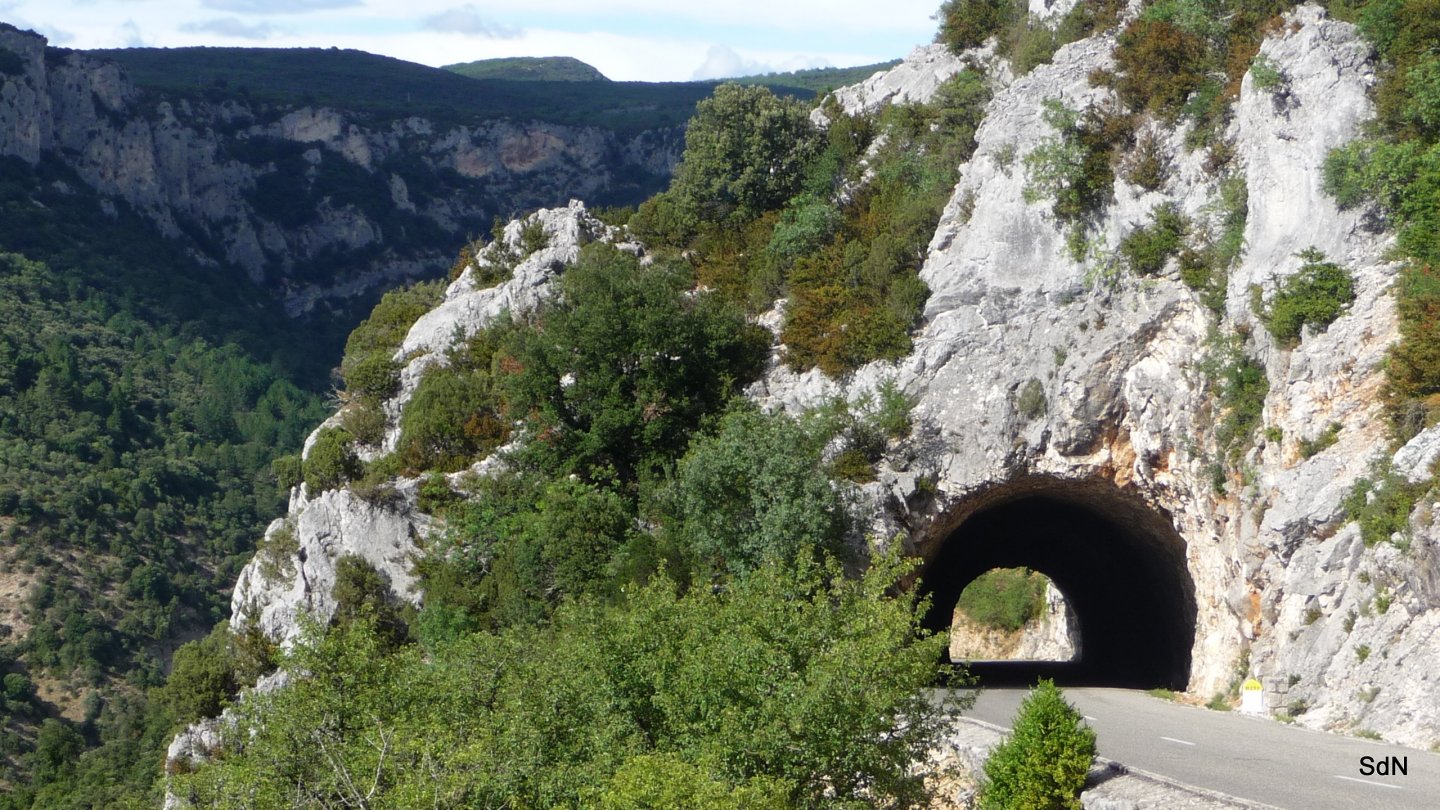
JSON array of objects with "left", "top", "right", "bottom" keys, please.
[
  {"left": 821, "top": 44, "right": 976, "bottom": 121},
  {"left": 758, "top": 5, "right": 1438, "bottom": 747},
  {"left": 230, "top": 487, "right": 429, "bottom": 648}
]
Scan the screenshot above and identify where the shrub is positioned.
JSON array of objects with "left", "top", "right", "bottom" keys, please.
[
  {"left": 936, "top": 0, "right": 1021, "bottom": 52},
  {"left": 1250, "top": 54, "right": 1285, "bottom": 91},
  {"left": 1386, "top": 263, "right": 1440, "bottom": 435},
  {"left": 158, "top": 623, "right": 238, "bottom": 725},
  {"left": 1114, "top": 19, "right": 1209, "bottom": 117},
  {"left": 1343, "top": 461, "right": 1421, "bottom": 547},
  {"left": 956, "top": 568, "right": 1048, "bottom": 632},
  {"left": 597, "top": 754, "right": 794, "bottom": 810},
  {"left": 396, "top": 360, "right": 506, "bottom": 473},
  {"left": 342, "top": 351, "right": 400, "bottom": 402},
  {"left": 340, "top": 400, "right": 387, "bottom": 446},
  {"left": 1120, "top": 203, "right": 1188, "bottom": 275},
  {"left": 1205, "top": 333, "right": 1269, "bottom": 465},
  {"left": 1016, "top": 378, "right": 1048, "bottom": 420},
  {"left": 1023, "top": 100, "right": 1125, "bottom": 226},
  {"left": 340, "top": 279, "right": 445, "bottom": 401},
  {"left": 980, "top": 680, "right": 1096, "bottom": 809},
  {"left": 331, "top": 555, "right": 409, "bottom": 650},
  {"left": 1121, "top": 131, "right": 1171, "bottom": 191},
  {"left": 1257, "top": 249, "right": 1356, "bottom": 346},
  {"left": 1298, "top": 422, "right": 1341, "bottom": 458},
  {"left": 303, "top": 427, "right": 361, "bottom": 493},
  {"left": 271, "top": 453, "right": 302, "bottom": 490}
]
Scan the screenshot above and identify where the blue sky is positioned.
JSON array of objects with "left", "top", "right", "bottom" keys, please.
[{"left": 0, "top": 1, "right": 944, "bottom": 81}]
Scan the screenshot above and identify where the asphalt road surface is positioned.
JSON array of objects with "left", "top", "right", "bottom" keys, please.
[{"left": 960, "top": 687, "right": 1440, "bottom": 810}]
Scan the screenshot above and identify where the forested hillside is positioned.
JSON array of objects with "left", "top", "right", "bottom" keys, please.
[{"left": 0, "top": 156, "right": 331, "bottom": 805}]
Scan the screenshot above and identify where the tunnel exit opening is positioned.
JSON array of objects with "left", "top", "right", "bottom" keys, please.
[{"left": 918, "top": 478, "right": 1195, "bottom": 690}]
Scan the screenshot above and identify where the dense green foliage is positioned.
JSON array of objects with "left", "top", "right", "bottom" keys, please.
[
  {"left": 1120, "top": 203, "right": 1189, "bottom": 275},
  {"left": 173, "top": 554, "right": 963, "bottom": 809},
  {"left": 639, "top": 84, "right": 821, "bottom": 232},
  {"left": 658, "top": 406, "right": 848, "bottom": 577},
  {"left": 980, "top": 680, "right": 1096, "bottom": 809},
  {"left": 1107, "top": 0, "right": 1298, "bottom": 143},
  {"left": 0, "top": 246, "right": 324, "bottom": 685},
  {"left": 443, "top": 56, "right": 610, "bottom": 82},
  {"left": 503, "top": 244, "right": 769, "bottom": 483},
  {"left": 1254, "top": 249, "right": 1356, "bottom": 345},
  {"left": 1023, "top": 99, "right": 1132, "bottom": 250},
  {"left": 956, "top": 568, "right": 1050, "bottom": 632},
  {"left": 938, "top": 0, "right": 1127, "bottom": 75},
  {"left": 936, "top": 0, "right": 1020, "bottom": 50}
]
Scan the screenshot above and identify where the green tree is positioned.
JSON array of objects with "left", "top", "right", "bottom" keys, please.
[
  {"left": 936, "top": 0, "right": 1020, "bottom": 52},
  {"left": 157, "top": 622, "right": 238, "bottom": 725},
  {"left": 980, "top": 680, "right": 1096, "bottom": 809},
  {"left": 666, "top": 83, "right": 820, "bottom": 225},
  {"left": 659, "top": 405, "right": 847, "bottom": 577},
  {"left": 302, "top": 427, "right": 361, "bottom": 493},
  {"left": 503, "top": 243, "right": 767, "bottom": 484}
]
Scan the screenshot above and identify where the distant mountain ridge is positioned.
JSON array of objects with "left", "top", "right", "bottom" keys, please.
[{"left": 443, "top": 55, "right": 610, "bottom": 82}]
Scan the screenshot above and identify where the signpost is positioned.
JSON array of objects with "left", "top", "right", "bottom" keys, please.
[{"left": 1241, "top": 678, "right": 1264, "bottom": 715}]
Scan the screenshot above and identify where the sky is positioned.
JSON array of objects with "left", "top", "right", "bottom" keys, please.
[{"left": 0, "top": 1, "right": 944, "bottom": 82}]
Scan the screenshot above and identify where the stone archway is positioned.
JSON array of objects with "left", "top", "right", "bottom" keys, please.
[{"left": 916, "top": 477, "right": 1196, "bottom": 689}]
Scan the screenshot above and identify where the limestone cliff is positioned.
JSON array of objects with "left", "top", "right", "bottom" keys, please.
[
  {"left": 0, "top": 24, "right": 678, "bottom": 314},
  {"left": 178, "top": 2, "right": 1440, "bottom": 776}
]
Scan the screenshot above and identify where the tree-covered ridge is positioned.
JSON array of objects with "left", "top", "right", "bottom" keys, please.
[
  {"left": 86, "top": 46, "right": 812, "bottom": 136},
  {"left": 443, "top": 55, "right": 610, "bottom": 82}
]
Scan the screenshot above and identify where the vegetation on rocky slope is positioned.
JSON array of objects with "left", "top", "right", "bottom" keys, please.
[{"left": 1322, "top": 0, "right": 1440, "bottom": 438}]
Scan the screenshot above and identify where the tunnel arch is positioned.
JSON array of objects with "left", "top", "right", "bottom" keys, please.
[{"left": 916, "top": 476, "right": 1196, "bottom": 689}]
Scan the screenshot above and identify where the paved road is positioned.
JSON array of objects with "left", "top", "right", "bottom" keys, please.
[{"left": 959, "top": 687, "right": 1440, "bottom": 810}]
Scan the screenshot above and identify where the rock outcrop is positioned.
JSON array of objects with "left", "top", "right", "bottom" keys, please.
[{"left": 0, "top": 24, "right": 678, "bottom": 313}]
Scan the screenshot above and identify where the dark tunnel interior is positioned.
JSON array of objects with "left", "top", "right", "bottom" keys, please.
[{"left": 918, "top": 483, "right": 1196, "bottom": 690}]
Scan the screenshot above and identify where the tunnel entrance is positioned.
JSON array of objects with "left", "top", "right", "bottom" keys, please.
[{"left": 918, "top": 478, "right": 1195, "bottom": 690}]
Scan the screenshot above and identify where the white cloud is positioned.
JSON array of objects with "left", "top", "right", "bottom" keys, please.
[
  {"left": 690, "top": 45, "right": 760, "bottom": 81},
  {"left": 420, "top": 5, "right": 522, "bottom": 39},
  {"left": 180, "top": 17, "right": 278, "bottom": 41},
  {"left": 690, "top": 44, "right": 833, "bottom": 81},
  {"left": 201, "top": 0, "right": 362, "bottom": 13},
  {"left": 120, "top": 18, "right": 145, "bottom": 47}
]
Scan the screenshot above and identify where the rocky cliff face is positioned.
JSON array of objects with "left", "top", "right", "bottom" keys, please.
[
  {"left": 0, "top": 25, "right": 678, "bottom": 314},
  {"left": 178, "top": 1, "right": 1440, "bottom": 773},
  {"left": 753, "top": 4, "right": 1438, "bottom": 747}
]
